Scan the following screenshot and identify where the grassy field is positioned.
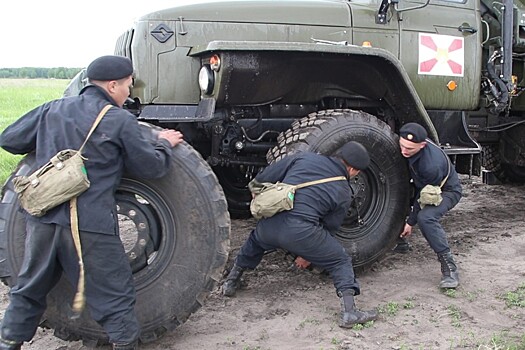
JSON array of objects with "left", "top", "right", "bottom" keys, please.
[{"left": 0, "top": 79, "right": 69, "bottom": 184}]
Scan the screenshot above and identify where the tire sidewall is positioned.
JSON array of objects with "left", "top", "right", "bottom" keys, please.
[{"left": 272, "top": 110, "right": 409, "bottom": 267}]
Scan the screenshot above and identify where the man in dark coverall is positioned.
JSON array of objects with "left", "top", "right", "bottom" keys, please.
[
  {"left": 398, "top": 122, "right": 462, "bottom": 289},
  {"left": 0, "top": 56, "right": 183, "bottom": 350},
  {"left": 222, "top": 142, "right": 378, "bottom": 328}
]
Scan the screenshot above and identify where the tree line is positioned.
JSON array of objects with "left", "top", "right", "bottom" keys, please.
[{"left": 0, "top": 67, "right": 82, "bottom": 80}]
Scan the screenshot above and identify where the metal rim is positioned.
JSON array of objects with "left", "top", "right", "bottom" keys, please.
[{"left": 116, "top": 179, "right": 176, "bottom": 288}]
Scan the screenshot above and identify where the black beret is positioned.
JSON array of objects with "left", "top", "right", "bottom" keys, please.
[
  {"left": 399, "top": 122, "right": 428, "bottom": 143},
  {"left": 86, "top": 55, "right": 133, "bottom": 81},
  {"left": 340, "top": 141, "right": 370, "bottom": 170}
]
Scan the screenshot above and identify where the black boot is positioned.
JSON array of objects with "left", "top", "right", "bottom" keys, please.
[
  {"left": 0, "top": 338, "right": 21, "bottom": 350},
  {"left": 222, "top": 264, "right": 244, "bottom": 297},
  {"left": 113, "top": 340, "right": 138, "bottom": 350},
  {"left": 437, "top": 251, "right": 459, "bottom": 289},
  {"left": 393, "top": 237, "right": 412, "bottom": 254},
  {"left": 338, "top": 290, "right": 378, "bottom": 328}
]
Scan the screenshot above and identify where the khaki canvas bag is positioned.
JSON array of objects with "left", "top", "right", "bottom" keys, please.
[
  {"left": 249, "top": 176, "right": 347, "bottom": 220},
  {"left": 417, "top": 143, "right": 451, "bottom": 209},
  {"left": 13, "top": 105, "right": 112, "bottom": 217}
]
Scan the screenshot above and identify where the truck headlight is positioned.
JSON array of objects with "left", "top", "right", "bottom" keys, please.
[{"left": 198, "top": 65, "right": 214, "bottom": 95}]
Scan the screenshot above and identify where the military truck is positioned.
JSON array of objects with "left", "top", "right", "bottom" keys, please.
[{"left": 1, "top": 0, "right": 524, "bottom": 345}]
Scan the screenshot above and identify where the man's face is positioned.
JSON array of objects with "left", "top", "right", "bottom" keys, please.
[
  {"left": 399, "top": 137, "right": 426, "bottom": 158},
  {"left": 344, "top": 164, "right": 361, "bottom": 178},
  {"left": 110, "top": 76, "right": 133, "bottom": 107},
  {"left": 348, "top": 167, "right": 360, "bottom": 178}
]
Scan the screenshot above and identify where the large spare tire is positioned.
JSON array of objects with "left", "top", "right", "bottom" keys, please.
[
  {"left": 267, "top": 109, "right": 409, "bottom": 268},
  {"left": 0, "top": 131, "right": 230, "bottom": 345}
]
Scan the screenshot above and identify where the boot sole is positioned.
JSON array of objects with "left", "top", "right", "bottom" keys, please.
[
  {"left": 339, "top": 315, "right": 378, "bottom": 328},
  {"left": 439, "top": 282, "right": 459, "bottom": 289},
  {"left": 339, "top": 318, "right": 378, "bottom": 328}
]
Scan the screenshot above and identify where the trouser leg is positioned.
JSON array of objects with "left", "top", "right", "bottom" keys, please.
[
  {"left": 234, "top": 229, "right": 272, "bottom": 269},
  {"left": 59, "top": 230, "right": 140, "bottom": 345},
  {"left": 223, "top": 228, "right": 272, "bottom": 297},
  {"left": 1, "top": 221, "right": 63, "bottom": 343},
  {"left": 416, "top": 192, "right": 461, "bottom": 288},
  {"left": 278, "top": 227, "right": 360, "bottom": 295},
  {"left": 275, "top": 226, "right": 371, "bottom": 325},
  {"left": 416, "top": 193, "right": 459, "bottom": 254}
]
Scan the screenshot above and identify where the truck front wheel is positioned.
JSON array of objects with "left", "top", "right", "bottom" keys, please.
[
  {"left": 267, "top": 109, "right": 410, "bottom": 268},
  {"left": 0, "top": 135, "right": 230, "bottom": 345}
]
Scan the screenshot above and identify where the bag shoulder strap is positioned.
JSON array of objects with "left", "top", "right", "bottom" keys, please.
[
  {"left": 427, "top": 139, "right": 451, "bottom": 188},
  {"left": 440, "top": 163, "right": 451, "bottom": 188},
  {"left": 294, "top": 176, "right": 347, "bottom": 190},
  {"left": 69, "top": 105, "right": 113, "bottom": 314},
  {"left": 70, "top": 198, "right": 85, "bottom": 316},
  {"left": 78, "top": 105, "right": 112, "bottom": 154}
]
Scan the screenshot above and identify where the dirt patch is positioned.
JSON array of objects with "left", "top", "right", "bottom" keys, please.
[{"left": 2, "top": 176, "right": 525, "bottom": 349}]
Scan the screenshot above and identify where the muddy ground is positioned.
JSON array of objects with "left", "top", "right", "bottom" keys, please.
[{"left": 2, "top": 175, "right": 525, "bottom": 350}]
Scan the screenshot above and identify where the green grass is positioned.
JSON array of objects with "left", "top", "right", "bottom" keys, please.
[
  {"left": 296, "top": 317, "right": 321, "bottom": 329},
  {"left": 501, "top": 282, "right": 525, "bottom": 308},
  {"left": 0, "top": 79, "right": 68, "bottom": 184},
  {"left": 442, "top": 288, "right": 457, "bottom": 298},
  {"left": 477, "top": 331, "right": 525, "bottom": 350},
  {"left": 379, "top": 301, "right": 399, "bottom": 316},
  {"left": 351, "top": 320, "right": 375, "bottom": 331},
  {"left": 447, "top": 305, "right": 462, "bottom": 328}
]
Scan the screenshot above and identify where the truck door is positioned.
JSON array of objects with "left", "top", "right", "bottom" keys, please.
[{"left": 398, "top": 0, "right": 482, "bottom": 110}]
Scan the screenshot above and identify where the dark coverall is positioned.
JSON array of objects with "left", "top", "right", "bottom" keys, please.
[
  {"left": 0, "top": 84, "right": 173, "bottom": 344},
  {"left": 406, "top": 140, "right": 462, "bottom": 254},
  {"left": 235, "top": 152, "right": 361, "bottom": 295}
]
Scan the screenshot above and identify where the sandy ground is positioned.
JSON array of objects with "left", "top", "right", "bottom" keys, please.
[{"left": 2, "top": 175, "right": 525, "bottom": 350}]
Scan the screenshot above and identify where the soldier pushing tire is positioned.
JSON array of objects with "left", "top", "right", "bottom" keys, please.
[{"left": 0, "top": 128, "right": 230, "bottom": 346}]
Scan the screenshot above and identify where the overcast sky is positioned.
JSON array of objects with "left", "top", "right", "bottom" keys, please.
[{"left": 0, "top": 0, "right": 223, "bottom": 68}]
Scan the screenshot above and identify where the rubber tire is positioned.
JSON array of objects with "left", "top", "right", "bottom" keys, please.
[
  {"left": 0, "top": 138, "right": 230, "bottom": 345},
  {"left": 267, "top": 109, "right": 409, "bottom": 268},
  {"left": 483, "top": 144, "right": 525, "bottom": 183},
  {"left": 214, "top": 166, "right": 253, "bottom": 219}
]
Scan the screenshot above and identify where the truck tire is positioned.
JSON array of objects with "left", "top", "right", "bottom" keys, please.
[
  {"left": 214, "top": 166, "right": 252, "bottom": 219},
  {"left": 483, "top": 144, "right": 525, "bottom": 183},
  {"left": 267, "top": 109, "right": 409, "bottom": 268},
  {"left": 0, "top": 136, "right": 230, "bottom": 345}
]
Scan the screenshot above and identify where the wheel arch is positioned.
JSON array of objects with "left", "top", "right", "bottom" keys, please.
[{"left": 191, "top": 40, "right": 438, "bottom": 141}]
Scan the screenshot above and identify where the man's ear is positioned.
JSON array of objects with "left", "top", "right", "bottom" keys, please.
[
  {"left": 420, "top": 141, "right": 427, "bottom": 149},
  {"left": 107, "top": 80, "right": 118, "bottom": 93}
]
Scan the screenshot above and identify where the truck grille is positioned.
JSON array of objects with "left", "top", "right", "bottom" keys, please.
[{"left": 114, "top": 29, "right": 134, "bottom": 60}]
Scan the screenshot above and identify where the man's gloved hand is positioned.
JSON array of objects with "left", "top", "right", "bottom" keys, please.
[{"left": 294, "top": 256, "right": 311, "bottom": 269}]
